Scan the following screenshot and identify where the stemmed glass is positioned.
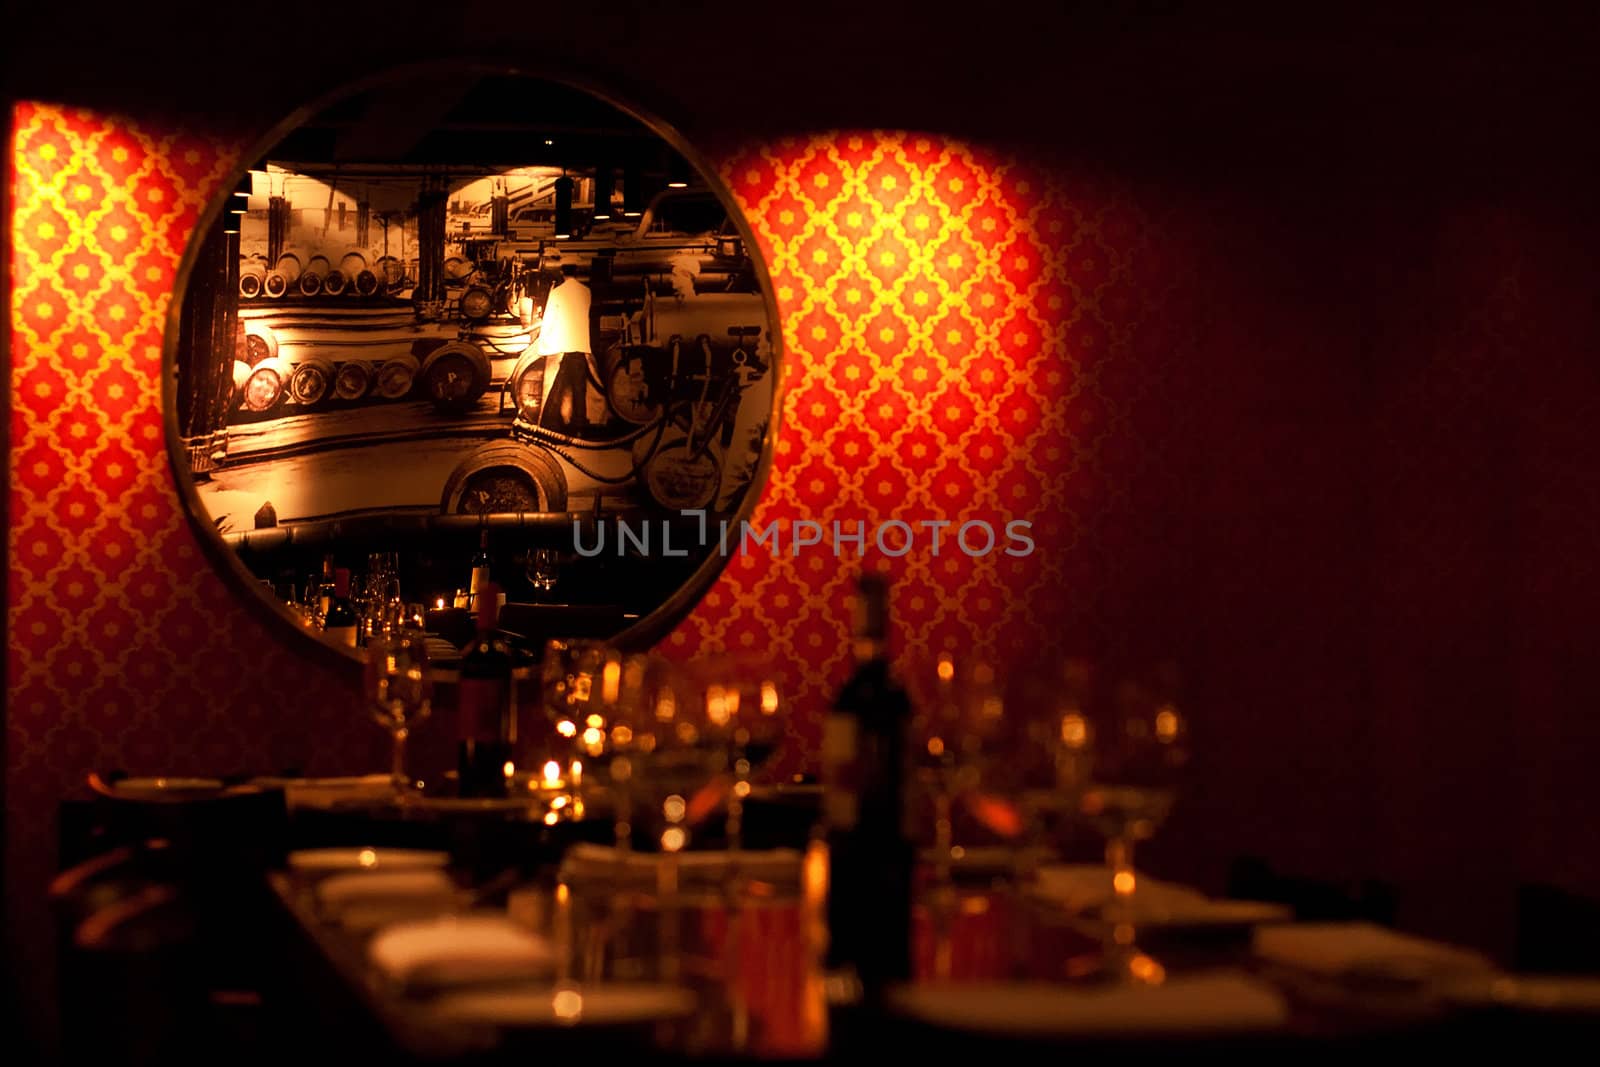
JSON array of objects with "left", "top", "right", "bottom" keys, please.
[
  {"left": 524, "top": 548, "right": 561, "bottom": 602},
  {"left": 364, "top": 630, "right": 433, "bottom": 801},
  {"left": 906, "top": 653, "right": 1019, "bottom": 979},
  {"left": 691, "top": 654, "right": 784, "bottom": 855},
  {"left": 1073, "top": 661, "right": 1189, "bottom": 984}
]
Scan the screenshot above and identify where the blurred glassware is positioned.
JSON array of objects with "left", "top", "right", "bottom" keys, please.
[
  {"left": 1074, "top": 659, "right": 1189, "bottom": 984},
  {"left": 524, "top": 548, "right": 561, "bottom": 601},
  {"left": 540, "top": 639, "right": 631, "bottom": 796},
  {"left": 364, "top": 630, "right": 434, "bottom": 801},
  {"left": 905, "top": 653, "right": 1027, "bottom": 981},
  {"left": 690, "top": 653, "right": 784, "bottom": 854}
]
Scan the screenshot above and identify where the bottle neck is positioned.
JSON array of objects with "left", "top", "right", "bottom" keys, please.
[{"left": 851, "top": 636, "right": 887, "bottom": 664}]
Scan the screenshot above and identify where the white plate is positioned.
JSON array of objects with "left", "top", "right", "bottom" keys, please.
[
  {"left": 287, "top": 847, "right": 450, "bottom": 873},
  {"left": 431, "top": 983, "right": 697, "bottom": 1027}
]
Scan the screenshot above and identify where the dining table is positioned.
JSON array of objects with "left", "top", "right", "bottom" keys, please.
[{"left": 181, "top": 775, "right": 1600, "bottom": 1063}]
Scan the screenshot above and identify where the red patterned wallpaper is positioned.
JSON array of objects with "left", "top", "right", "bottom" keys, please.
[
  {"left": 12, "top": 92, "right": 1600, "bottom": 1016},
  {"left": 10, "top": 105, "right": 1190, "bottom": 981}
]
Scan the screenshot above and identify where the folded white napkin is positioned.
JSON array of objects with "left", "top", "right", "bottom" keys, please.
[
  {"left": 891, "top": 972, "right": 1289, "bottom": 1035},
  {"left": 317, "top": 869, "right": 457, "bottom": 907},
  {"left": 369, "top": 915, "right": 556, "bottom": 992},
  {"left": 1254, "top": 922, "right": 1495, "bottom": 982}
]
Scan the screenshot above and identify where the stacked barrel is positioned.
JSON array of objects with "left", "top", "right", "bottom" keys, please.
[
  {"left": 238, "top": 250, "right": 395, "bottom": 303},
  {"left": 230, "top": 323, "right": 490, "bottom": 420}
]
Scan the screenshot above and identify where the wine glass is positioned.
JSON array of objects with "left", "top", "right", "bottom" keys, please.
[
  {"left": 1074, "top": 661, "right": 1189, "bottom": 984},
  {"left": 540, "top": 639, "right": 631, "bottom": 801},
  {"left": 364, "top": 630, "right": 433, "bottom": 801},
  {"left": 905, "top": 653, "right": 1021, "bottom": 979},
  {"left": 525, "top": 548, "right": 561, "bottom": 602},
  {"left": 691, "top": 654, "right": 784, "bottom": 855}
]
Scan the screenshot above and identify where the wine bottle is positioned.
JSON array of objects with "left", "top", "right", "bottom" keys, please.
[
  {"left": 821, "top": 573, "right": 913, "bottom": 1010},
  {"left": 323, "top": 567, "right": 358, "bottom": 648},
  {"left": 469, "top": 523, "right": 491, "bottom": 606},
  {"left": 315, "top": 554, "right": 335, "bottom": 625},
  {"left": 457, "top": 582, "right": 515, "bottom": 798}
]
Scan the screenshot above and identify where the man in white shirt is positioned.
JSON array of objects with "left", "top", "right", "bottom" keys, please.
[{"left": 533, "top": 264, "right": 605, "bottom": 434}]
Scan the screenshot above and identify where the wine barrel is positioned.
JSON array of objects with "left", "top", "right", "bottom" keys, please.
[
  {"left": 353, "top": 269, "right": 380, "bottom": 297},
  {"left": 274, "top": 253, "right": 302, "bottom": 284},
  {"left": 373, "top": 354, "right": 420, "bottom": 399},
  {"left": 603, "top": 342, "right": 668, "bottom": 425},
  {"left": 635, "top": 432, "right": 722, "bottom": 511},
  {"left": 288, "top": 358, "right": 335, "bottom": 406},
  {"left": 298, "top": 271, "right": 323, "bottom": 297},
  {"left": 305, "top": 254, "right": 331, "bottom": 279},
  {"left": 418, "top": 341, "right": 491, "bottom": 413},
  {"left": 376, "top": 256, "right": 402, "bottom": 290},
  {"left": 322, "top": 268, "right": 348, "bottom": 296},
  {"left": 439, "top": 440, "right": 568, "bottom": 515},
  {"left": 239, "top": 356, "right": 291, "bottom": 414},
  {"left": 459, "top": 285, "right": 494, "bottom": 322},
  {"left": 231, "top": 360, "right": 253, "bottom": 409},
  {"left": 339, "top": 251, "right": 368, "bottom": 276},
  {"left": 262, "top": 272, "right": 288, "bottom": 298},
  {"left": 333, "top": 360, "right": 374, "bottom": 401},
  {"left": 238, "top": 271, "right": 263, "bottom": 299},
  {"left": 242, "top": 325, "right": 278, "bottom": 367}
]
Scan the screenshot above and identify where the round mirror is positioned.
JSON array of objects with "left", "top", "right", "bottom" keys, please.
[{"left": 164, "top": 65, "right": 781, "bottom": 665}]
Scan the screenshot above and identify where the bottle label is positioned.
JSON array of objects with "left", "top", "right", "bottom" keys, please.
[
  {"left": 458, "top": 678, "right": 506, "bottom": 741},
  {"left": 326, "top": 624, "right": 357, "bottom": 648},
  {"left": 470, "top": 565, "right": 490, "bottom": 596}
]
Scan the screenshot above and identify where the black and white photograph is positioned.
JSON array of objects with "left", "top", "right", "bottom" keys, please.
[{"left": 170, "top": 71, "right": 779, "bottom": 656}]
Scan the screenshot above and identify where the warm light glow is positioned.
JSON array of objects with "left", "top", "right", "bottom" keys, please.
[
  {"left": 1061, "top": 712, "right": 1088, "bottom": 748},
  {"left": 927, "top": 736, "right": 945, "bottom": 757},
  {"left": 434, "top": 597, "right": 445, "bottom": 610},
  {"left": 585, "top": 713, "right": 604, "bottom": 729},
  {"left": 556, "top": 718, "right": 577, "bottom": 737},
  {"left": 655, "top": 692, "right": 676, "bottom": 721},
  {"left": 543, "top": 811, "right": 560, "bottom": 826},
  {"left": 601, "top": 658, "right": 621, "bottom": 704},
  {"left": 542, "top": 760, "right": 562, "bottom": 786},
  {"left": 706, "top": 685, "right": 730, "bottom": 725},
  {"left": 1155, "top": 706, "right": 1179, "bottom": 742},
  {"left": 760, "top": 681, "right": 779, "bottom": 714},
  {"left": 734, "top": 780, "right": 751, "bottom": 797},
  {"left": 569, "top": 760, "right": 582, "bottom": 785},
  {"left": 661, "top": 826, "right": 687, "bottom": 851},
  {"left": 1128, "top": 954, "right": 1167, "bottom": 985},
  {"left": 936, "top": 655, "right": 955, "bottom": 682},
  {"left": 663, "top": 794, "right": 686, "bottom": 822},
  {"left": 552, "top": 989, "right": 583, "bottom": 1020},
  {"left": 612, "top": 724, "right": 633, "bottom": 746},
  {"left": 550, "top": 795, "right": 568, "bottom": 809},
  {"left": 357, "top": 848, "right": 378, "bottom": 869},
  {"left": 581, "top": 726, "right": 603, "bottom": 749},
  {"left": 502, "top": 760, "right": 515, "bottom": 778},
  {"left": 1113, "top": 870, "right": 1137, "bottom": 895}
]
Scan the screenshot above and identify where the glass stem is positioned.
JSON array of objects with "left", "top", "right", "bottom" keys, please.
[
  {"left": 1105, "top": 835, "right": 1137, "bottom": 976},
  {"left": 390, "top": 726, "right": 409, "bottom": 795}
]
